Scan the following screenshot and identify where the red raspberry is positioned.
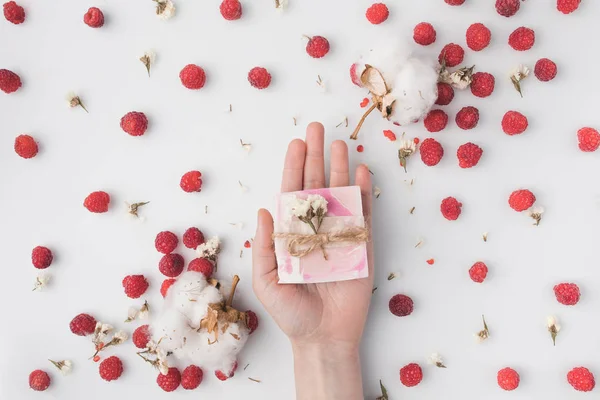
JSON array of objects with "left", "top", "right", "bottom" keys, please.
[
  {"left": 159, "top": 254, "right": 184, "bottom": 277},
  {"left": 132, "top": 324, "right": 151, "bottom": 349},
  {"left": 220, "top": 0, "right": 242, "bottom": 21},
  {"left": 420, "top": 138, "right": 444, "bottom": 166},
  {"left": 70, "top": 313, "right": 97, "bottom": 336},
  {"left": 509, "top": 189, "right": 536, "bottom": 212},
  {"left": 470, "top": 72, "right": 495, "bottom": 98},
  {"left": 248, "top": 67, "right": 271, "bottom": 89},
  {"left": 554, "top": 282, "right": 580, "bottom": 306},
  {"left": 179, "top": 64, "right": 206, "bottom": 89},
  {"left": 456, "top": 106, "right": 479, "bottom": 130},
  {"left": 84, "top": 7, "right": 104, "bottom": 28},
  {"left": 445, "top": 0, "right": 465, "bottom": 5},
  {"left": 438, "top": 43, "right": 464, "bottom": 68},
  {"left": 84, "top": 191, "right": 110, "bottom": 213},
  {"left": 400, "top": 363, "right": 423, "bottom": 387},
  {"left": 3, "top": 1, "right": 24, "bottom": 24},
  {"left": 245, "top": 310, "right": 258, "bottom": 334},
  {"left": 120, "top": 111, "right": 148, "bottom": 136},
  {"left": 469, "top": 262, "right": 488, "bottom": 283},
  {"left": 29, "top": 370, "right": 50, "bottom": 391},
  {"left": 188, "top": 258, "right": 214, "bottom": 277},
  {"left": 356, "top": 144, "right": 364, "bottom": 153},
  {"left": 180, "top": 170, "right": 203, "bottom": 192},
  {"left": 424, "top": 109, "right": 448, "bottom": 132},
  {"left": 157, "top": 367, "right": 181, "bottom": 391},
  {"left": 160, "top": 278, "right": 176, "bottom": 298},
  {"left": 413, "top": 22, "right": 436, "bottom": 46},
  {"left": 155, "top": 231, "right": 178, "bottom": 254},
  {"left": 435, "top": 83, "right": 454, "bottom": 106},
  {"left": 457, "top": 143, "right": 483, "bottom": 168},
  {"left": 389, "top": 294, "right": 413, "bottom": 317},
  {"left": 122, "top": 274, "right": 149, "bottom": 299},
  {"left": 244, "top": 240, "right": 251, "bottom": 248},
  {"left": 568, "top": 367, "right": 595, "bottom": 392},
  {"left": 215, "top": 361, "right": 238, "bottom": 381},
  {"left": 497, "top": 367, "right": 520, "bottom": 391},
  {"left": 441, "top": 197, "right": 462, "bottom": 221},
  {"left": 557, "top": 0, "right": 581, "bottom": 14},
  {"left": 99, "top": 356, "right": 123, "bottom": 382},
  {"left": 14, "top": 134, "right": 38, "bottom": 158},
  {"left": 365, "top": 3, "right": 389, "bottom": 24},
  {"left": 466, "top": 23, "right": 491, "bottom": 51},
  {"left": 306, "top": 36, "right": 330, "bottom": 58},
  {"left": 350, "top": 63, "right": 362, "bottom": 87},
  {"left": 181, "top": 365, "right": 203, "bottom": 390},
  {"left": 32, "top": 246, "right": 53, "bottom": 269},
  {"left": 534, "top": 58, "right": 557, "bottom": 82},
  {"left": 502, "top": 111, "right": 528, "bottom": 135},
  {"left": 0, "top": 68, "right": 22, "bottom": 93},
  {"left": 183, "top": 227, "right": 205, "bottom": 249},
  {"left": 577, "top": 127, "right": 600, "bottom": 152},
  {"left": 496, "top": 0, "right": 521, "bottom": 17},
  {"left": 509, "top": 27, "right": 535, "bottom": 51}
]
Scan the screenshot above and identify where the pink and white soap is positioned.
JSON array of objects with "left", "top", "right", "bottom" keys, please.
[{"left": 274, "top": 186, "right": 369, "bottom": 284}]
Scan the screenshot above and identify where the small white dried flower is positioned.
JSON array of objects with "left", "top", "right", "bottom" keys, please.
[
  {"left": 240, "top": 139, "right": 252, "bottom": 152},
  {"left": 510, "top": 65, "right": 530, "bottom": 97},
  {"left": 398, "top": 138, "right": 417, "bottom": 172},
  {"left": 33, "top": 273, "right": 50, "bottom": 291},
  {"left": 547, "top": 315, "right": 561, "bottom": 346},
  {"left": 290, "top": 198, "right": 312, "bottom": 218},
  {"left": 197, "top": 237, "right": 221, "bottom": 259},
  {"left": 139, "top": 51, "right": 155, "bottom": 77},
  {"left": 126, "top": 306, "right": 139, "bottom": 323},
  {"left": 155, "top": 0, "right": 175, "bottom": 20},
  {"left": 428, "top": 353, "right": 446, "bottom": 368},
  {"left": 49, "top": 359, "right": 72, "bottom": 375},
  {"left": 139, "top": 301, "right": 150, "bottom": 320},
  {"left": 66, "top": 92, "right": 88, "bottom": 112},
  {"left": 113, "top": 330, "right": 128, "bottom": 344},
  {"left": 528, "top": 206, "right": 544, "bottom": 226},
  {"left": 307, "top": 194, "right": 328, "bottom": 214},
  {"left": 373, "top": 186, "right": 381, "bottom": 198},
  {"left": 275, "top": 0, "right": 287, "bottom": 11}
]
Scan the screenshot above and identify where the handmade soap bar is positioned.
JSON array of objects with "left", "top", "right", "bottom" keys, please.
[{"left": 274, "top": 186, "right": 369, "bottom": 284}]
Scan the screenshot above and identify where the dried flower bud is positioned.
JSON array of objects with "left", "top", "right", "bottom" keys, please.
[
  {"left": 33, "top": 273, "right": 50, "bottom": 291},
  {"left": 139, "top": 51, "right": 155, "bottom": 76},
  {"left": 49, "top": 359, "right": 73, "bottom": 375},
  {"left": 66, "top": 92, "right": 88, "bottom": 113},
  {"left": 154, "top": 0, "right": 175, "bottom": 20},
  {"left": 428, "top": 353, "right": 447, "bottom": 368},
  {"left": 528, "top": 206, "right": 544, "bottom": 226},
  {"left": 510, "top": 64, "right": 529, "bottom": 98},
  {"left": 547, "top": 316, "right": 561, "bottom": 346},
  {"left": 475, "top": 315, "right": 490, "bottom": 343}
]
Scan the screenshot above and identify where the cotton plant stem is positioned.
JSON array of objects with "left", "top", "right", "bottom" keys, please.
[
  {"left": 227, "top": 275, "right": 240, "bottom": 307},
  {"left": 350, "top": 102, "right": 377, "bottom": 140}
]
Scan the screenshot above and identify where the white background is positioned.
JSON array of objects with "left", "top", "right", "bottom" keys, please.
[{"left": 1, "top": 0, "right": 600, "bottom": 399}]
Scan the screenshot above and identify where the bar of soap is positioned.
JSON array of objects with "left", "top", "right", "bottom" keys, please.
[{"left": 274, "top": 186, "right": 369, "bottom": 284}]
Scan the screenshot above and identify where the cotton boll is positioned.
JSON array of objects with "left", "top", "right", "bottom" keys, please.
[
  {"left": 151, "top": 309, "right": 193, "bottom": 352},
  {"left": 165, "top": 271, "right": 222, "bottom": 329},
  {"left": 358, "top": 39, "right": 412, "bottom": 89}
]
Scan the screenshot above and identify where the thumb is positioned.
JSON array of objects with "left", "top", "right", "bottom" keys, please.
[{"left": 252, "top": 208, "right": 278, "bottom": 287}]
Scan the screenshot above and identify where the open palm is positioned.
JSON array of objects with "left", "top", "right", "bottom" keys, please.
[{"left": 252, "top": 122, "right": 374, "bottom": 348}]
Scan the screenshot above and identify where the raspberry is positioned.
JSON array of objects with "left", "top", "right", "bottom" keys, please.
[
  {"left": 3, "top": 1, "right": 24, "bottom": 24},
  {"left": 496, "top": 0, "right": 521, "bottom": 17},
  {"left": 508, "top": 189, "right": 536, "bottom": 212},
  {"left": 122, "top": 275, "right": 149, "bottom": 299},
  {"left": 424, "top": 109, "right": 448, "bottom": 132},
  {"left": 497, "top": 367, "right": 520, "bottom": 391},
  {"left": 466, "top": 23, "right": 491, "bottom": 51},
  {"left": 557, "top": 0, "right": 581, "bottom": 14},
  {"left": 400, "top": 363, "right": 423, "bottom": 387},
  {"left": 577, "top": 127, "right": 600, "bottom": 152},
  {"left": 32, "top": 246, "right": 53, "bottom": 269},
  {"left": 84, "top": 191, "right": 110, "bottom": 213},
  {"left": 14, "top": 134, "right": 38, "bottom": 158},
  {"left": 435, "top": 83, "right": 454, "bottom": 106},
  {"left": 181, "top": 365, "right": 203, "bottom": 390},
  {"left": 160, "top": 278, "right": 176, "bottom": 298},
  {"left": 132, "top": 324, "right": 151, "bottom": 349},
  {"left": 389, "top": 294, "right": 413, "bottom": 317},
  {"left": 356, "top": 144, "right": 364, "bottom": 153},
  {"left": 365, "top": 3, "right": 389, "bottom": 25},
  {"left": 120, "top": 111, "right": 148, "bottom": 136},
  {"left": 70, "top": 313, "right": 97, "bottom": 336},
  {"left": 180, "top": 170, "right": 203, "bottom": 192},
  {"left": 441, "top": 197, "right": 462, "bottom": 221},
  {"left": 183, "top": 227, "right": 205, "bottom": 249},
  {"left": 456, "top": 106, "right": 479, "bottom": 130},
  {"left": 155, "top": 231, "right": 178, "bottom": 254},
  {"left": 246, "top": 310, "right": 258, "bottom": 334},
  {"left": 350, "top": 63, "right": 362, "bottom": 87},
  {"left": 188, "top": 258, "right": 214, "bottom": 277},
  {"left": 244, "top": 240, "right": 251, "bottom": 248},
  {"left": 306, "top": 36, "right": 329, "bottom": 58},
  {"left": 157, "top": 367, "right": 181, "bottom": 391},
  {"left": 419, "top": 138, "right": 444, "bottom": 166},
  {"left": 554, "top": 282, "right": 580, "bottom": 306},
  {"left": 99, "top": 356, "right": 123, "bottom": 382},
  {"left": 534, "top": 58, "right": 557, "bottom": 82},
  {"left": 438, "top": 43, "right": 464, "bottom": 68},
  {"left": 248, "top": 67, "right": 271, "bottom": 89},
  {"left": 220, "top": 0, "right": 242, "bottom": 21},
  {"left": 568, "top": 367, "right": 595, "bottom": 392},
  {"left": 84, "top": 7, "right": 104, "bottom": 28},
  {"left": 215, "top": 361, "right": 238, "bottom": 381},
  {"left": 445, "top": 0, "right": 465, "bottom": 5},
  {"left": 179, "top": 64, "right": 206, "bottom": 89},
  {"left": 457, "top": 143, "right": 483, "bottom": 168},
  {"left": 502, "top": 111, "right": 528, "bottom": 136},
  {"left": 29, "top": 370, "right": 50, "bottom": 391},
  {"left": 159, "top": 254, "right": 184, "bottom": 277},
  {"left": 0, "top": 68, "right": 22, "bottom": 93},
  {"left": 469, "top": 262, "right": 488, "bottom": 283},
  {"left": 413, "top": 22, "right": 436, "bottom": 46},
  {"left": 509, "top": 27, "right": 535, "bottom": 51},
  {"left": 470, "top": 72, "right": 495, "bottom": 98}
]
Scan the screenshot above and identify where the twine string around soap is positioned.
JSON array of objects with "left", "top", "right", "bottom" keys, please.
[{"left": 273, "top": 226, "right": 370, "bottom": 259}]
